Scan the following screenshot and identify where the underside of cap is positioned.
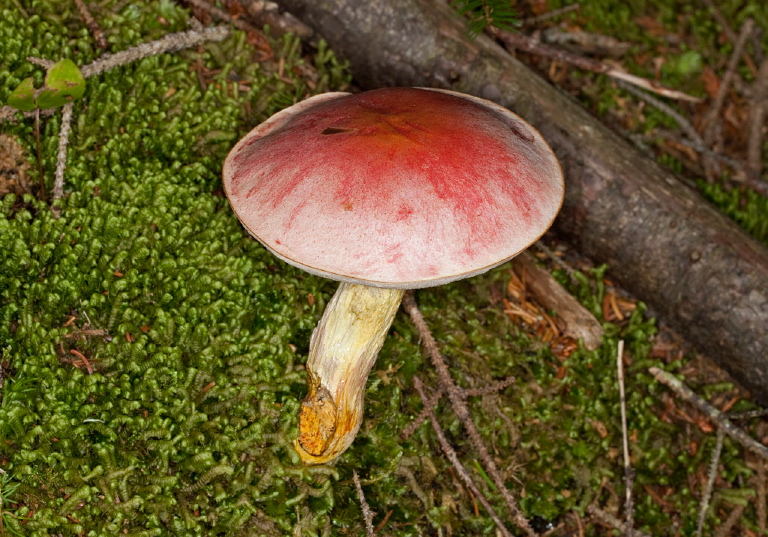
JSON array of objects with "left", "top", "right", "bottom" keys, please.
[{"left": 223, "top": 87, "right": 564, "bottom": 288}]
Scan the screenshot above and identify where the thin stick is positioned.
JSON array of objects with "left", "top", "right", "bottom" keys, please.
[
  {"left": 464, "top": 376, "right": 516, "bottom": 397},
  {"left": 401, "top": 384, "right": 444, "bottom": 440},
  {"left": 696, "top": 428, "right": 725, "bottom": 537},
  {"left": 0, "top": 106, "right": 56, "bottom": 122},
  {"left": 728, "top": 408, "right": 768, "bottom": 420},
  {"left": 0, "top": 468, "right": 5, "bottom": 537},
  {"left": 701, "top": 0, "right": 736, "bottom": 43},
  {"left": 413, "top": 377, "right": 514, "bottom": 537},
  {"left": 649, "top": 129, "right": 745, "bottom": 172},
  {"left": 521, "top": 4, "right": 580, "bottom": 26},
  {"left": 714, "top": 503, "right": 746, "bottom": 537},
  {"left": 184, "top": 0, "right": 267, "bottom": 42},
  {"left": 758, "top": 458, "right": 767, "bottom": 534},
  {"left": 649, "top": 367, "right": 768, "bottom": 460},
  {"left": 616, "top": 340, "right": 634, "bottom": 537},
  {"left": 587, "top": 505, "right": 652, "bottom": 537},
  {"left": 703, "top": 19, "right": 754, "bottom": 147},
  {"left": 80, "top": 23, "right": 229, "bottom": 79},
  {"left": 69, "top": 348, "right": 93, "bottom": 374},
  {"left": 747, "top": 57, "right": 768, "bottom": 184},
  {"left": 532, "top": 241, "right": 580, "bottom": 284},
  {"left": 492, "top": 29, "right": 702, "bottom": 102},
  {"left": 33, "top": 108, "right": 45, "bottom": 196},
  {"left": 74, "top": 0, "right": 107, "bottom": 49},
  {"left": 617, "top": 80, "right": 719, "bottom": 180},
  {"left": 701, "top": 0, "right": 757, "bottom": 75},
  {"left": 618, "top": 82, "right": 703, "bottom": 147},
  {"left": 401, "top": 376, "right": 515, "bottom": 440},
  {"left": 26, "top": 56, "right": 55, "bottom": 69},
  {"left": 403, "top": 292, "right": 536, "bottom": 537},
  {"left": 352, "top": 470, "right": 375, "bottom": 537},
  {"left": 51, "top": 102, "right": 74, "bottom": 218}
]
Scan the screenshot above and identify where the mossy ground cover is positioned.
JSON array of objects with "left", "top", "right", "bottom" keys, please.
[
  {"left": 541, "top": 0, "right": 768, "bottom": 247},
  {"left": 0, "top": 1, "right": 765, "bottom": 536}
]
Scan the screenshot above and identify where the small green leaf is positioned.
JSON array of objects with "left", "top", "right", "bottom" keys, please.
[
  {"left": 36, "top": 59, "right": 86, "bottom": 109},
  {"left": 7, "top": 77, "right": 36, "bottom": 111}
]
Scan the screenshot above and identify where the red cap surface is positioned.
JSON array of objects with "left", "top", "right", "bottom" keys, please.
[{"left": 223, "top": 88, "right": 564, "bottom": 288}]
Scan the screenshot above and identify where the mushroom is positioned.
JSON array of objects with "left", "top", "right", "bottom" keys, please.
[{"left": 222, "top": 87, "right": 564, "bottom": 464}]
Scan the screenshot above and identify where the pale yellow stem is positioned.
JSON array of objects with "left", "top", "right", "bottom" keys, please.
[{"left": 295, "top": 282, "right": 405, "bottom": 464}]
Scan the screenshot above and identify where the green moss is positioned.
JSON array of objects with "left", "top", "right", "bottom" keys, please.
[
  {"left": 541, "top": 0, "right": 768, "bottom": 248},
  {"left": 698, "top": 181, "right": 768, "bottom": 246},
  {"left": 0, "top": 1, "right": 352, "bottom": 534}
]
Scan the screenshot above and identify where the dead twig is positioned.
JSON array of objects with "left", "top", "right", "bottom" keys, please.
[
  {"left": 521, "top": 4, "right": 580, "bottom": 27},
  {"left": 747, "top": 57, "right": 768, "bottom": 185},
  {"left": 696, "top": 428, "right": 725, "bottom": 537},
  {"left": 617, "top": 82, "right": 703, "bottom": 149},
  {"left": 492, "top": 29, "right": 702, "bottom": 102},
  {"left": 649, "top": 129, "right": 745, "bottom": 173},
  {"left": 701, "top": 0, "right": 757, "bottom": 75},
  {"left": 702, "top": 0, "right": 736, "bottom": 44},
  {"left": 0, "top": 468, "right": 6, "bottom": 537},
  {"left": 413, "top": 377, "right": 514, "bottom": 537},
  {"left": 649, "top": 367, "right": 768, "bottom": 460},
  {"left": 587, "top": 504, "right": 652, "bottom": 537},
  {"left": 532, "top": 242, "right": 580, "bottom": 285},
  {"left": 714, "top": 503, "right": 747, "bottom": 537},
  {"left": 401, "top": 375, "right": 515, "bottom": 440},
  {"left": 184, "top": 0, "right": 271, "bottom": 56},
  {"left": 81, "top": 22, "right": 229, "bottom": 79},
  {"left": 352, "top": 470, "right": 375, "bottom": 537},
  {"left": 758, "top": 457, "right": 767, "bottom": 534},
  {"left": 74, "top": 0, "right": 107, "bottom": 49},
  {"left": 240, "top": 0, "right": 314, "bottom": 39},
  {"left": 616, "top": 341, "right": 634, "bottom": 537},
  {"left": 617, "top": 81, "right": 725, "bottom": 182},
  {"left": 403, "top": 292, "right": 536, "bottom": 537},
  {"left": 51, "top": 102, "right": 74, "bottom": 219},
  {"left": 26, "top": 56, "right": 55, "bottom": 69},
  {"left": 69, "top": 349, "right": 93, "bottom": 374},
  {"left": 0, "top": 107, "right": 57, "bottom": 122},
  {"left": 703, "top": 18, "right": 754, "bottom": 160},
  {"left": 34, "top": 109, "right": 44, "bottom": 196},
  {"left": 464, "top": 376, "right": 516, "bottom": 397}
]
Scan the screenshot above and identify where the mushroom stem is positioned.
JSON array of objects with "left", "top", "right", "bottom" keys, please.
[{"left": 296, "top": 282, "right": 405, "bottom": 464}]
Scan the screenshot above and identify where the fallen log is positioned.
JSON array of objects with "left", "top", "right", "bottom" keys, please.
[{"left": 275, "top": 0, "right": 768, "bottom": 402}]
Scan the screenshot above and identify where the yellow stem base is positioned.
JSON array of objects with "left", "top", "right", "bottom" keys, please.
[{"left": 295, "top": 282, "right": 404, "bottom": 464}]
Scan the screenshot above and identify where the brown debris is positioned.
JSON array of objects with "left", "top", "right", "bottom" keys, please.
[
  {"left": 403, "top": 293, "right": 536, "bottom": 536},
  {"left": 509, "top": 251, "right": 604, "bottom": 351},
  {"left": 183, "top": 0, "right": 272, "bottom": 60},
  {"left": 747, "top": 57, "right": 768, "bottom": 184},
  {"left": 74, "top": 0, "right": 108, "bottom": 50},
  {"left": 0, "top": 134, "right": 31, "bottom": 197},
  {"left": 239, "top": 0, "right": 314, "bottom": 40}
]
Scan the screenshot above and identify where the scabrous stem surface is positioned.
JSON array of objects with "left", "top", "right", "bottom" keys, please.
[{"left": 296, "top": 282, "right": 405, "bottom": 464}]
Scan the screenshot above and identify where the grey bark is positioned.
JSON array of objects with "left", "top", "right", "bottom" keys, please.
[{"left": 276, "top": 0, "right": 768, "bottom": 402}]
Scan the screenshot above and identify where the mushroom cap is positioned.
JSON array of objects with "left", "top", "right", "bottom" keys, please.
[{"left": 223, "top": 87, "right": 564, "bottom": 289}]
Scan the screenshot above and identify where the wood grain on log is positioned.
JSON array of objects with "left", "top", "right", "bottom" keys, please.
[{"left": 275, "top": 0, "right": 768, "bottom": 402}]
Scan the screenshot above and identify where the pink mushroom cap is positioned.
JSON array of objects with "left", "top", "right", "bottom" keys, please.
[{"left": 223, "top": 87, "right": 564, "bottom": 288}]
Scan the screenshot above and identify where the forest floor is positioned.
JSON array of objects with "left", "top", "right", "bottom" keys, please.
[{"left": 0, "top": 1, "right": 767, "bottom": 536}]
